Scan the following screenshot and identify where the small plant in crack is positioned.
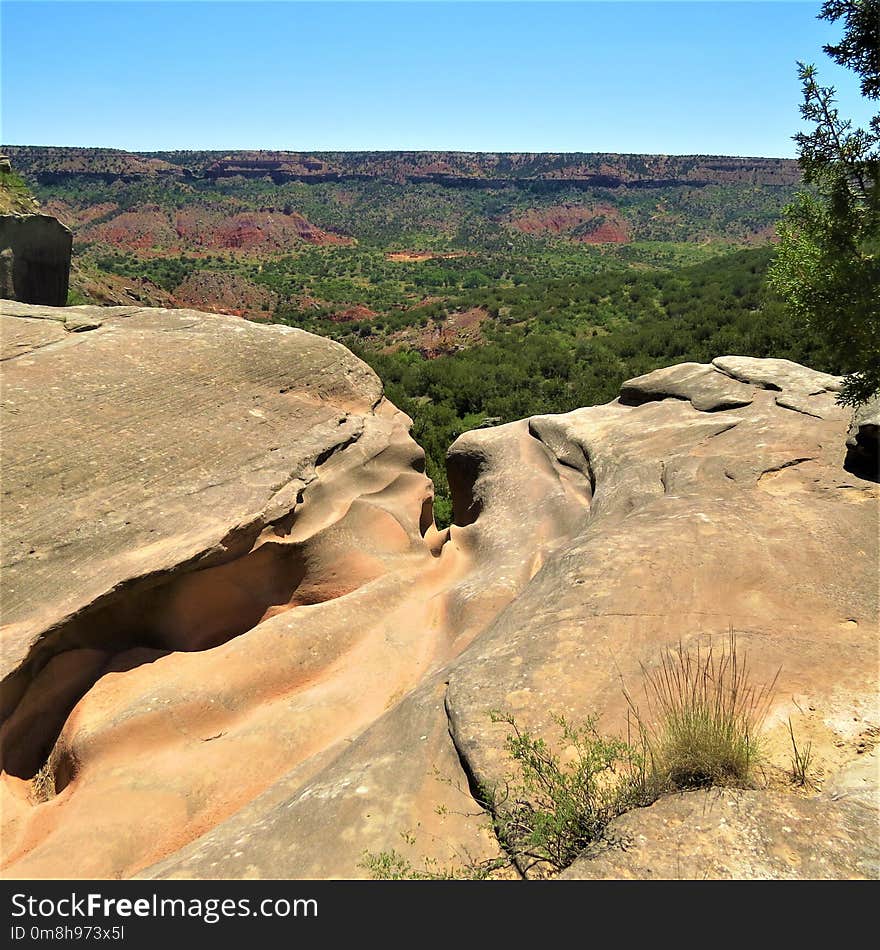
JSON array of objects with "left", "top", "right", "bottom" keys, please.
[
  {"left": 359, "top": 824, "right": 509, "bottom": 880},
  {"left": 360, "top": 848, "right": 508, "bottom": 880},
  {"left": 482, "top": 711, "right": 653, "bottom": 876},
  {"left": 30, "top": 760, "right": 56, "bottom": 804},
  {"left": 358, "top": 783, "right": 513, "bottom": 879},
  {"left": 363, "top": 631, "right": 778, "bottom": 879},
  {"left": 787, "top": 717, "right": 815, "bottom": 788}
]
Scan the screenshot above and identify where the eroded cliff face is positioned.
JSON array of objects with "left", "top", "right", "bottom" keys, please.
[
  {"left": 0, "top": 214, "right": 72, "bottom": 306},
  {"left": 0, "top": 304, "right": 877, "bottom": 880}
]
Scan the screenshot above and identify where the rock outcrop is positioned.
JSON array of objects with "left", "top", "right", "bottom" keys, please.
[
  {"left": 560, "top": 777, "right": 879, "bottom": 880},
  {"left": 0, "top": 214, "right": 73, "bottom": 306},
  {"left": 846, "top": 395, "right": 879, "bottom": 482},
  {"left": 1, "top": 305, "right": 877, "bottom": 880}
]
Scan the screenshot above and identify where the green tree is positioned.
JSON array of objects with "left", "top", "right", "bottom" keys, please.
[{"left": 768, "top": 0, "right": 880, "bottom": 405}]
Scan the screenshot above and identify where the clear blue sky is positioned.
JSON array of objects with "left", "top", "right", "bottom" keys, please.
[{"left": 1, "top": 1, "right": 874, "bottom": 156}]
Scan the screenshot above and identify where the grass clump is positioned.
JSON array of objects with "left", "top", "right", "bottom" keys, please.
[
  {"left": 360, "top": 848, "right": 504, "bottom": 880},
  {"left": 626, "top": 631, "right": 777, "bottom": 790},
  {"left": 787, "top": 718, "right": 815, "bottom": 788},
  {"left": 30, "top": 761, "right": 56, "bottom": 804}
]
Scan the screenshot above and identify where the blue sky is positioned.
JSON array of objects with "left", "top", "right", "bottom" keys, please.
[{"left": 1, "top": 1, "right": 874, "bottom": 156}]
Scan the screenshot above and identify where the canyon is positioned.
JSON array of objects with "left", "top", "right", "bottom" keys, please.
[{"left": 5, "top": 148, "right": 801, "bottom": 190}]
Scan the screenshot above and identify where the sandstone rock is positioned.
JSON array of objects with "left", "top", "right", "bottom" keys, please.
[
  {"left": 846, "top": 395, "right": 879, "bottom": 482},
  {"left": 560, "top": 786, "right": 879, "bottom": 880},
  {"left": 1, "top": 334, "right": 877, "bottom": 880},
  {"left": 619, "top": 362, "right": 755, "bottom": 411},
  {"left": 142, "top": 418, "right": 592, "bottom": 879},
  {"left": 0, "top": 303, "right": 435, "bottom": 876},
  {"left": 0, "top": 214, "right": 72, "bottom": 306},
  {"left": 826, "top": 749, "right": 880, "bottom": 810},
  {"left": 140, "top": 676, "right": 505, "bottom": 880},
  {"left": 712, "top": 355, "right": 843, "bottom": 395},
  {"left": 145, "top": 357, "right": 876, "bottom": 881},
  {"left": 443, "top": 361, "right": 876, "bottom": 822},
  {"left": 0, "top": 302, "right": 586, "bottom": 878}
]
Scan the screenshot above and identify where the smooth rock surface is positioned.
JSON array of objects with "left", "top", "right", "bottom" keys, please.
[
  {"left": 619, "top": 361, "right": 754, "bottom": 411},
  {"left": 1, "top": 302, "right": 586, "bottom": 878},
  {"left": 147, "top": 358, "right": 876, "bottom": 880},
  {"left": 712, "top": 355, "right": 844, "bottom": 394},
  {"left": 1, "top": 302, "right": 441, "bottom": 876},
  {"left": 560, "top": 786, "right": 879, "bottom": 879}
]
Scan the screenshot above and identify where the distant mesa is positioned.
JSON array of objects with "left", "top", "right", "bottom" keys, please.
[{"left": 2, "top": 146, "right": 802, "bottom": 190}]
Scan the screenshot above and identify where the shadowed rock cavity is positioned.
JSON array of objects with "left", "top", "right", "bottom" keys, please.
[
  {"left": 0, "top": 215, "right": 72, "bottom": 306},
  {"left": 446, "top": 443, "right": 486, "bottom": 527},
  {"left": 845, "top": 396, "right": 879, "bottom": 483},
  {"left": 0, "top": 533, "right": 384, "bottom": 779}
]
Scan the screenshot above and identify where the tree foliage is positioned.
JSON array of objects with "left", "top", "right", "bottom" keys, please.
[{"left": 769, "top": 0, "right": 880, "bottom": 405}]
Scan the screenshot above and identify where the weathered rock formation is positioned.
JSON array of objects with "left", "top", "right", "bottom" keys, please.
[
  {"left": 1, "top": 305, "right": 877, "bottom": 880},
  {"left": 560, "top": 764, "right": 879, "bottom": 879},
  {"left": 846, "top": 395, "right": 879, "bottom": 482},
  {"left": 0, "top": 214, "right": 72, "bottom": 306}
]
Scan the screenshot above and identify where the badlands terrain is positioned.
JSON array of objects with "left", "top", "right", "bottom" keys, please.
[{"left": 0, "top": 300, "right": 877, "bottom": 879}]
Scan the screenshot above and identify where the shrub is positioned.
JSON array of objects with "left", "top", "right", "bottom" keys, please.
[
  {"left": 360, "top": 848, "right": 503, "bottom": 880},
  {"left": 483, "top": 712, "right": 651, "bottom": 874}
]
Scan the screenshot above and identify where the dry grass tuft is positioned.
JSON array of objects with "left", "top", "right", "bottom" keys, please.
[
  {"left": 787, "top": 717, "right": 815, "bottom": 788},
  {"left": 626, "top": 630, "right": 778, "bottom": 791},
  {"left": 30, "top": 761, "right": 56, "bottom": 804}
]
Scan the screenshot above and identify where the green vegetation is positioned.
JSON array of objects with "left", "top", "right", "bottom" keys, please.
[
  {"left": 769, "top": 0, "right": 879, "bottom": 405},
  {"left": 350, "top": 248, "right": 842, "bottom": 520},
  {"left": 14, "top": 147, "right": 850, "bottom": 520},
  {"left": 93, "top": 253, "right": 202, "bottom": 291},
  {"left": 0, "top": 166, "right": 38, "bottom": 214},
  {"left": 65, "top": 287, "right": 89, "bottom": 306},
  {"left": 360, "top": 847, "right": 504, "bottom": 881},
  {"left": 92, "top": 242, "right": 848, "bottom": 524},
  {"left": 365, "top": 634, "right": 776, "bottom": 879},
  {"left": 482, "top": 712, "right": 651, "bottom": 875},
  {"left": 361, "top": 712, "right": 650, "bottom": 880}
]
